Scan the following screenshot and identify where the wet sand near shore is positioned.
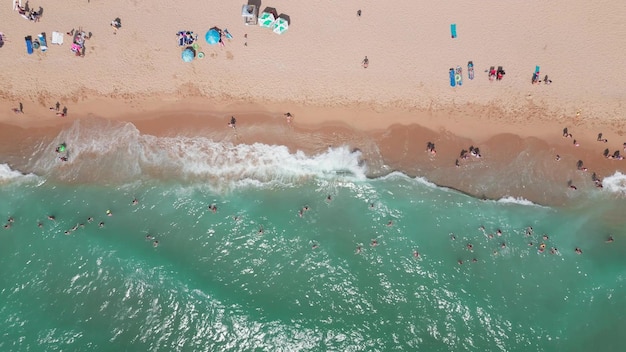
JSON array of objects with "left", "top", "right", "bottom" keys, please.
[{"left": 1, "top": 99, "right": 625, "bottom": 206}]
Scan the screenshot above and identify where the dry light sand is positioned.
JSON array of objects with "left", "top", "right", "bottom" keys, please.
[{"left": 1, "top": 0, "right": 626, "bottom": 204}]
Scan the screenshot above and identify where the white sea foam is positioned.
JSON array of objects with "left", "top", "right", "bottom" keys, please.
[
  {"left": 0, "top": 163, "right": 39, "bottom": 184},
  {"left": 601, "top": 172, "right": 626, "bottom": 194},
  {"left": 31, "top": 119, "right": 367, "bottom": 189},
  {"left": 496, "top": 196, "right": 539, "bottom": 206}
]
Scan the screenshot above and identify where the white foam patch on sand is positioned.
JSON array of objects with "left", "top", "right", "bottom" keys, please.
[
  {"left": 0, "top": 163, "right": 39, "bottom": 184},
  {"left": 601, "top": 172, "right": 626, "bottom": 194}
]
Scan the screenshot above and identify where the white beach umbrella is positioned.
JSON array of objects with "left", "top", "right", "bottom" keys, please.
[
  {"left": 273, "top": 18, "right": 289, "bottom": 35},
  {"left": 258, "top": 12, "right": 275, "bottom": 28}
]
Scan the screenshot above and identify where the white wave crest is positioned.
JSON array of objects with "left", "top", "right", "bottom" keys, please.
[
  {"left": 601, "top": 172, "right": 626, "bottom": 194},
  {"left": 29, "top": 119, "right": 367, "bottom": 188},
  {"left": 0, "top": 163, "right": 39, "bottom": 184},
  {"left": 496, "top": 196, "right": 539, "bottom": 206}
]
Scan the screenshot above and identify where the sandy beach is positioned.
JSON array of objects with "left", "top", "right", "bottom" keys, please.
[{"left": 2, "top": 0, "right": 626, "bottom": 205}]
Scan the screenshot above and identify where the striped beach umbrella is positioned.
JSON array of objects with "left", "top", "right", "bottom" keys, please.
[
  {"left": 273, "top": 18, "right": 289, "bottom": 35},
  {"left": 258, "top": 12, "right": 275, "bottom": 28}
]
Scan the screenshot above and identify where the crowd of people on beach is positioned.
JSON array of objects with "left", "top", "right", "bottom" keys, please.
[{"left": 13, "top": 1, "right": 43, "bottom": 22}]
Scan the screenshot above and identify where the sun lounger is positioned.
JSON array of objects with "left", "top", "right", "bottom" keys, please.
[
  {"left": 38, "top": 33, "right": 47, "bottom": 52},
  {"left": 450, "top": 24, "right": 457, "bottom": 38},
  {"left": 51, "top": 31, "right": 63, "bottom": 45},
  {"left": 25, "top": 35, "right": 33, "bottom": 54},
  {"left": 449, "top": 68, "right": 456, "bottom": 87},
  {"left": 456, "top": 66, "right": 463, "bottom": 86},
  {"left": 468, "top": 61, "right": 474, "bottom": 80}
]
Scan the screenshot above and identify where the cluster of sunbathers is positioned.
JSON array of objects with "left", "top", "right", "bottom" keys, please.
[
  {"left": 69, "top": 29, "right": 89, "bottom": 56},
  {"left": 15, "top": 2, "right": 42, "bottom": 22},
  {"left": 177, "top": 31, "right": 198, "bottom": 47},
  {"left": 488, "top": 66, "right": 506, "bottom": 81}
]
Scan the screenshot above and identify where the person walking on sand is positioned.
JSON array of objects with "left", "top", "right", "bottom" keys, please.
[{"left": 362, "top": 56, "right": 369, "bottom": 68}]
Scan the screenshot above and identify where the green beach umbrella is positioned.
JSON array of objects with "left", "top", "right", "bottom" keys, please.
[
  {"left": 273, "top": 18, "right": 289, "bottom": 35},
  {"left": 258, "top": 12, "right": 276, "bottom": 28}
]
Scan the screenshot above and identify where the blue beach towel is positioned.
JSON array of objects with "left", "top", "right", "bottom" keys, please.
[
  {"left": 535, "top": 65, "right": 540, "bottom": 73},
  {"left": 450, "top": 24, "right": 457, "bottom": 38},
  {"left": 25, "top": 36, "right": 33, "bottom": 55},
  {"left": 449, "top": 68, "right": 456, "bottom": 87}
]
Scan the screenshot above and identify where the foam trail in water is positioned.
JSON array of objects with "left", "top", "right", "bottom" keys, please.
[
  {"left": 29, "top": 119, "right": 367, "bottom": 189},
  {"left": 496, "top": 196, "right": 540, "bottom": 207}
]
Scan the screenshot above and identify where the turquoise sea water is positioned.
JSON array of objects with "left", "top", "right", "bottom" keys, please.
[{"left": 2, "top": 120, "right": 626, "bottom": 351}]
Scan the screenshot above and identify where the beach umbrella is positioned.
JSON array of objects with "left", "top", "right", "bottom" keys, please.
[
  {"left": 181, "top": 48, "right": 195, "bottom": 62},
  {"left": 273, "top": 18, "right": 288, "bottom": 34},
  {"left": 205, "top": 29, "right": 220, "bottom": 45},
  {"left": 258, "top": 12, "right": 275, "bottom": 28}
]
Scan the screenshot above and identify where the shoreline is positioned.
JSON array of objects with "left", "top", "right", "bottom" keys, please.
[{"left": 1, "top": 97, "right": 625, "bottom": 207}]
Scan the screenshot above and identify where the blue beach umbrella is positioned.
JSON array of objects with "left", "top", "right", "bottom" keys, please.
[
  {"left": 205, "top": 29, "right": 221, "bottom": 45},
  {"left": 181, "top": 48, "right": 195, "bottom": 62}
]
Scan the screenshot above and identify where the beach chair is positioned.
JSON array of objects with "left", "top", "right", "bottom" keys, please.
[
  {"left": 449, "top": 68, "right": 456, "bottom": 87},
  {"left": 25, "top": 35, "right": 33, "bottom": 54}
]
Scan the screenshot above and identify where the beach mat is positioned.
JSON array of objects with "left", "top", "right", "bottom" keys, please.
[
  {"left": 535, "top": 65, "right": 540, "bottom": 73},
  {"left": 455, "top": 66, "right": 463, "bottom": 86},
  {"left": 38, "top": 33, "right": 47, "bottom": 52},
  {"left": 450, "top": 23, "right": 457, "bottom": 38},
  {"left": 449, "top": 68, "right": 456, "bottom": 87},
  {"left": 25, "top": 35, "right": 33, "bottom": 55},
  {"left": 468, "top": 61, "right": 474, "bottom": 80}
]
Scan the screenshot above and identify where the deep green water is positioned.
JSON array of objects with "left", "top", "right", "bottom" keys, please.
[{"left": 1, "top": 121, "right": 626, "bottom": 351}]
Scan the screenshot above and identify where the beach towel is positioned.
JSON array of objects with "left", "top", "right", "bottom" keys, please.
[
  {"left": 455, "top": 66, "right": 463, "bottom": 86},
  {"left": 450, "top": 24, "right": 457, "bottom": 38},
  {"left": 449, "top": 68, "right": 456, "bottom": 87},
  {"left": 51, "top": 31, "right": 63, "bottom": 45},
  {"left": 25, "top": 35, "right": 33, "bottom": 54},
  {"left": 535, "top": 65, "right": 540, "bottom": 73},
  {"left": 468, "top": 61, "right": 475, "bottom": 80},
  {"left": 38, "top": 33, "right": 47, "bottom": 52}
]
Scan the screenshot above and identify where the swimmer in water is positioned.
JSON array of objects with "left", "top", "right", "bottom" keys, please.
[
  {"left": 386, "top": 220, "right": 393, "bottom": 227},
  {"left": 542, "top": 234, "right": 549, "bottom": 240},
  {"left": 87, "top": 217, "right": 94, "bottom": 223},
  {"left": 450, "top": 234, "right": 456, "bottom": 240},
  {"left": 575, "top": 247, "right": 582, "bottom": 254},
  {"left": 369, "top": 203, "right": 375, "bottom": 209},
  {"left": 303, "top": 206, "right": 310, "bottom": 211},
  {"left": 79, "top": 223, "right": 85, "bottom": 228},
  {"left": 326, "top": 195, "right": 332, "bottom": 202},
  {"left": 298, "top": 209, "right": 303, "bottom": 218},
  {"left": 472, "top": 258, "right": 478, "bottom": 263},
  {"left": 312, "top": 243, "right": 319, "bottom": 250},
  {"left": 258, "top": 226, "right": 264, "bottom": 235},
  {"left": 488, "top": 233, "right": 494, "bottom": 239},
  {"left": 501, "top": 242, "right": 506, "bottom": 248},
  {"left": 146, "top": 234, "right": 153, "bottom": 240},
  {"left": 8, "top": 217, "right": 14, "bottom": 223},
  {"left": 550, "top": 247, "right": 558, "bottom": 255},
  {"left": 132, "top": 198, "right": 139, "bottom": 206},
  {"left": 37, "top": 222, "right": 43, "bottom": 228},
  {"left": 606, "top": 236, "right": 614, "bottom": 243},
  {"left": 153, "top": 240, "right": 159, "bottom": 247},
  {"left": 356, "top": 246, "right": 362, "bottom": 254},
  {"left": 99, "top": 222, "right": 105, "bottom": 228},
  {"left": 47, "top": 215, "right": 56, "bottom": 221},
  {"left": 413, "top": 250, "right": 419, "bottom": 258},
  {"left": 64, "top": 230, "right": 70, "bottom": 235},
  {"left": 458, "top": 259, "right": 464, "bottom": 265},
  {"left": 526, "top": 226, "right": 533, "bottom": 236},
  {"left": 479, "top": 225, "right": 485, "bottom": 232},
  {"left": 106, "top": 210, "right": 113, "bottom": 217},
  {"left": 496, "top": 229, "right": 502, "bottom": 236},
  {"left": 3, "top": 223, "right": 10, "bottom": 229},
  {"left": 371, "top": 239, "right": 378, "bottom": 247},
  {"left": 210, "top": 204, "right": 217, "bottom": 213},
  {"left": 466, "top": 243, "right": 473, "bottom": 251}
]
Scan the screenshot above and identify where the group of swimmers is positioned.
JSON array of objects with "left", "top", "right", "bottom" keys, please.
[{"left": 455, "top": 145, "right": 482, "bottom": 167}]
